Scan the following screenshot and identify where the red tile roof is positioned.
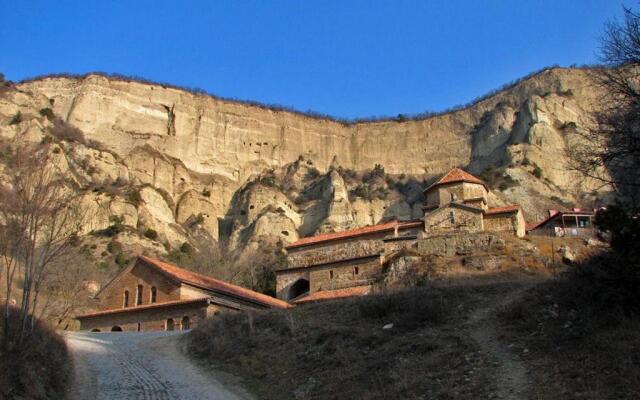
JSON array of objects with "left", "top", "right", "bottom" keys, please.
[
  {"left": 485, "top": 205, "right": 521, "bottom": 215},
  {"left": 292, "top": 286, "right": 371, "bottom": 304},
  {"left": 425, "top": 168, "right": 487, "bottom": 193},
  {"left": 139, "top": 256, "right": 291, "bottom": 309},
  {"left": 285, "top": 220, "right": 423, "bottom": 250},
  {"left": 76, "top": 298, "right": 212, "bottom": 319}
]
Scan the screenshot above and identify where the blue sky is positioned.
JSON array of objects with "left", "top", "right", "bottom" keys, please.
[{"left": 0, "top": 1, "right": 627, "bottom": 119}]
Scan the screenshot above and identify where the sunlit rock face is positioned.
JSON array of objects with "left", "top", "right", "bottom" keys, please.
[{"left": 0, "top": 67, "right": 608, "bottom": 256}]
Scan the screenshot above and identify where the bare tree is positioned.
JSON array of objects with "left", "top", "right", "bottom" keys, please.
[
  {"left": 0, "top": 146, "right": 84, "bottom": 345},
  {"left": 568, "top": 8, "right": 640, "bottom": 204}
]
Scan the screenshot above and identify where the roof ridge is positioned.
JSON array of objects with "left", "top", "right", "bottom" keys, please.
[{"left": 139, "top": 256, "right": 291, "bottom": 309}]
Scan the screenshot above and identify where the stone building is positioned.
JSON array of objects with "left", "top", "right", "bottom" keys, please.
[
  {"left": 276, "top": 220, "right": 423, "bottom": 300},
  {"left": 276, "top": 168, "right": 527, "bottom": 302},
  {"left": 76, "top": 256, "right": 290, "bottom": 332},
  {"left": 423, "top": 168, "right": 525, "bottom": 237}
]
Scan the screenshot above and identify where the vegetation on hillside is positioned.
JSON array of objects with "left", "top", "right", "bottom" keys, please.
[
  {"left": 186, "top": 284, "right": 515, "bottom": 400},
  {"left": 0, "top": 308, "right": 72, "bottom": 399},
  {"left": 500, "top": 10, "right": 640, "bottom": 398}
]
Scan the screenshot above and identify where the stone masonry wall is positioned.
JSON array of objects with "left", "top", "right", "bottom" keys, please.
[
  {"left": 309, "top": 256, "right": 381, "bottom": 293},
  {"left": 78, "top": 302, "right": 217, "bottom": 332},
  {"left": 99, "top": 263, "right": 181, "bottom": 310},
  {"left": 286, "top": 234, "right": 386, "bottom": 268},
  {"left": 424, "top": 205, "right": 483, "bottom": 234}
]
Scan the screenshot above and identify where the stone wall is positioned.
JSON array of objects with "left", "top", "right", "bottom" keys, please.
[
  {"left": 78, "top": 302, "right": 217, "bottom": 332},
  {"left": 99, "top": 263, "right": 181, "bottom": 310},
  {"left": 413, "top": 233, "right": 505, "bottom": 257},
  {"left": 424, "top": 182, "right": 487, "bottom": 210},
  {"left": 275, "top": 269, "right": 310, "bottom": 300},
  {"left": 424, "top": 205, "right": 484, "bottom": 234},
  {"left": 309, "top": 256, "right": 381, "bottom": 293},
  {"left": 286, "top": 234, "right": 386, "bottom": 268},
  {"left": 484, "top": 210, "right": 525, "bottom": 237}
]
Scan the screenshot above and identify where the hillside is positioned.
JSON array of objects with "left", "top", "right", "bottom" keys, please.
[{"left": 0, "top": 67, "right": 611, "bottom": 304}]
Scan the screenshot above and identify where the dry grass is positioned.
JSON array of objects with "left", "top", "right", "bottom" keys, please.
[
  {"left": 185, "top": 283, "right": 535, "bottom": 400},
  {"left": 499, "top": 255, "right": 640, "bottom": 399},
  {"left": 0, "top": 308, "right": 72, "bottom": 400}
]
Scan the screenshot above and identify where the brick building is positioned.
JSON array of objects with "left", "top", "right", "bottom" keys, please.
[
  {"left": 276, "top": 168, "right": 526, "bottom": 302},
  {"left": 76, "top": 256, "right": 290, "bottom": 332}
]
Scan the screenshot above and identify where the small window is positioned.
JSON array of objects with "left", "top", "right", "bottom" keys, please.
[
  {"left": 136, "top": 285, "right": 143, "bottom": 306},
  {"left": 354, "top": 266, "right": 359, "bottom": 275},
  {"left": 450, "top": 211, "right": 455, "bottom": 224},
  {"left": 150, "top": 286, "right": 157, "bottom": 303},
  {"left": 329, "top": 270, "right": 334, "bottom": 279},
  {"left": 451, "top": 193, "right": 457, "bottom": 201},
  {"left": 137, "top": 323, "right": 141, "bottom": 332},
  {"left": 166, "top": 318, "right": 174, "bottom": 331},
  {"left": 181, "top": 316, "right": 190, "bottom": 330},
  {"left": 123, "top": 290, "right": 129, "bottom": 308}
]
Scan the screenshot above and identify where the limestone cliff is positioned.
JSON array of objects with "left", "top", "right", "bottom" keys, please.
[{"left": 0, "top": 67, "right": 609, "bottom": 263}]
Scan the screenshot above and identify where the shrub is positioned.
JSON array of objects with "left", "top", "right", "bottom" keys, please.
[
  {"left": 49, "top": 118, "right": 85, "bottom": 143},
  {"left": 306, "top": 167, "right": 320, "bottom": 180},
  {"left": 106, "top": 239, "right": 123, "bottom": 254},
  {"left": 126, "top": 188, "right": 142, "bottom": 206},
  {"left": 9, "top": 111, "right": 21, "bottom": 125},
  {"left": 357, "top": 288, "right": 446, "bottom": 330},
  {"left": 521, "top": 157, "right": 530, "bottom": 166},
  {"left": 103, "top": 215, "right": 124, "bottom": 237},
  {"left": 115, "top": 252, "right": 129, "bottom": 267},
  {"left": 144, "top": 228, "right": 158, "bottom": 240},
  {"left": 202, "top": 188, "right": 211, "bottom": 197},
  {"left": 39, "top": 108, "right": 55, "bottom": 120},
  {"left": 180, "top": 242, "right": 193, "bottom": 254},
  {"left": 0, "top": 308, "right": 72, "bottom": 399},
  {"left": 533, "top": 165, "right": 543, "bottom": 178}
]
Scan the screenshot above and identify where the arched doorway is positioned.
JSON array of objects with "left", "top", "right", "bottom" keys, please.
[
  {"left": 181, "top": 316, "right": 190, "bottom": 330},
  {"left": 166, "top": 318, "right": 175, "bottom": 331},
  {"left": 90, "top": 328, "right": 101, "bottom": 332},
  {"left": 110, "top": 326, "right": 123, "bottom": 332},
  {"left": 288, "top": 278, "right": 310, "bottom": 300}
]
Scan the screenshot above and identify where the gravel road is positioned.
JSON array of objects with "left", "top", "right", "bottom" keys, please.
[{"left": 65, "top": 331, "right": 254, "bottom": 400}]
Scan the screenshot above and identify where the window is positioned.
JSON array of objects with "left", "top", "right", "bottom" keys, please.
[
  {"left": 354, "top": 266, "right": 359, "bottom": 275},
  {"left": 123, "top": 290, "right": 129, "bottom": 308},
  {"left": 329, "top": 270, "right": 334, "bottom": 279},
  {"left": 166, "top": 318, "right": 174, "bottom": 331},
  {"left": 450, "top": 193, "right": 457, "bottom": 202},
  {"left": 181, "top": 316, "right": 190, "bottom": 330},
  {"left": 137, "top": 323, "right": 141, "bottom": 332},
  {"left": 150, "top": 286, "right": 157, "bottom": 303},
  {"left": 449, "top": 211, "right": 455, "bottom": 224},
  {"left": 136, "top": 285, "right": 143, "bottom": 306}
]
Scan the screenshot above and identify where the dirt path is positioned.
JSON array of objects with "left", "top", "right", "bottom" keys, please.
[
  {"left": 467, "top": 284, "right": 532, "bottom": 400},
  {"left": 65, "top": 331, "right": 254, "bottom": 400}
]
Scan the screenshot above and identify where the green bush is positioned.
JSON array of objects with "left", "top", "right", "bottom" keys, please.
[
  {"left": 115, "top": 252, "right": 129, "bottom": 267},
  {"left": 180, "top": 242, "right": 193, "bottom": 254},
  {"left": 144, "top": 228, "right": 158, "bottom": 240},
  {"left": 106, "top": 240, "right": 123, "bottom": 254},
  {"left": 126, "top": 189, "right": 142, "bottom": 206},
  {"left": 533, "top": 165, "right": 543, "bottom": 178},
  {"left": 39, "top": 108, "right": 55, "bottom": 120},
  {"left": 9, "top": 111, "right": 21, "bottom": 125}
]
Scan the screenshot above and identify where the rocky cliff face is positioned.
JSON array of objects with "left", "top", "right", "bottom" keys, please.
[{"left": 0, "top": 67, "right": 608, "bottom": 263}]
